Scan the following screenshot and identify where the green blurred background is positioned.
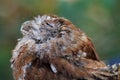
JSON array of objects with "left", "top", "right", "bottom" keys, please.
[{"left": 0, "top": 0, "right": 120, "bottom": 80}]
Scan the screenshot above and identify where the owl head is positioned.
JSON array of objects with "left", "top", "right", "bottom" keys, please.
[
  {"left": 21, "top": 15, "right": 73, "bottom": 44},
  {"left": 20, "top": 15, "right": 98, "bottom": 60}
]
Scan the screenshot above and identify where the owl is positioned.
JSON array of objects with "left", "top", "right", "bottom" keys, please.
[{"left": 11, "top": 15, "right": 117, "bottom": 80}]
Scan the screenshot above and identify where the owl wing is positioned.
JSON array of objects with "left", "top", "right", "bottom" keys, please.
[
  {"left": 46, "top": 54, "right": 106, "bottom": 80},
  {"left": 82, "top": 38, "right": 100, "bottom": 61},
  {"left": 11, "top": 38, "right": 37, "bottom": 80}
]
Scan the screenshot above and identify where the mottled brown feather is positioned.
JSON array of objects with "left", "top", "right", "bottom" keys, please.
[{"left": 11, "top": 15, "right": 111, "bottom": 80}]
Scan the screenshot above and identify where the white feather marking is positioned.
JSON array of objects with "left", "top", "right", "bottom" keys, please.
[
  {"left": 82, "top": 52, "right": 87, "bottom": 57},
  {"left": 81, "top": 33, "right": 87, "bottom": 42},
  {"left": 78, "top": 50, "right": 87, "bottom": 58},
  {"left": 112, "top": 64, "right": 118, "bottom": 71},
  {"left": 46, "top": 16, "right": 51, "bottom": 20},
  {"left": 18, "top": 77, "right": 22, "bottom": 80},
  {"left": 50, "top": 64, "right": 57, "bottom": 73}
]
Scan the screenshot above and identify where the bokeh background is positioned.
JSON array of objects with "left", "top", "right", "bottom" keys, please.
[{"left": 0, "top": 0, "right": 120, "bottom": 80}]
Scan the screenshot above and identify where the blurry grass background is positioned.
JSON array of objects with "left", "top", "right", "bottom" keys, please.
[{"left": 0, "top": 0, "right": 120, "bottom": 80}]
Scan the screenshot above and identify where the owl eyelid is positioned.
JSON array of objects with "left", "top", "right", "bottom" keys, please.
[{"left": 46, "top": 22, "right": 53, "bottom": 28}]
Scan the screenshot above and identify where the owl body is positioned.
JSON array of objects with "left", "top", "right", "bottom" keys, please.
[{"left": 11, "top": 15, "right": 107, "bottom": 80}]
